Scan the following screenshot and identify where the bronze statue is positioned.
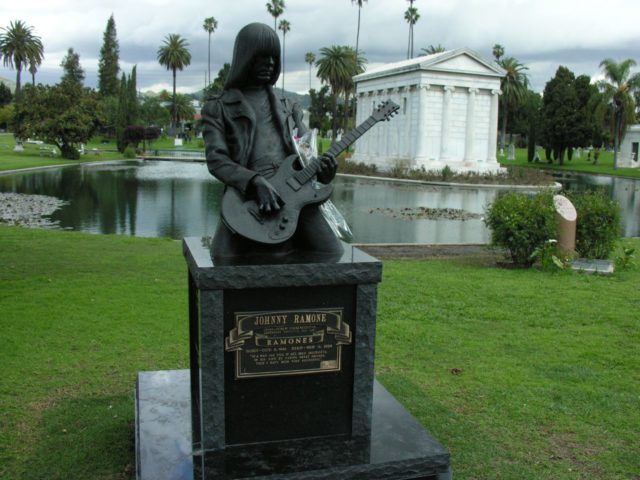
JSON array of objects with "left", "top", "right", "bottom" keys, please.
[{"left": 201, "top": 23, "right": 342, "bottom": 258}]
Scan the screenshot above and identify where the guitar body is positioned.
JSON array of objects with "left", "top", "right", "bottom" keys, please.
[{"left": 221, "top": 154, "right": 334, "bottom": 244}]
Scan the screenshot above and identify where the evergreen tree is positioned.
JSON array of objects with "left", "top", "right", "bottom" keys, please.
[
  {"left": 115, "top": 67, "right": 141, "bottom": 151},
  {"left": 127, "top": 65, "right": 139, "bottom": 125},
  {"left": 540, "top": 66, "right": 581, "bottom": 165},
  {"left": 116, "top": 73, "right": 127, "bottom": 152},
  {"left": 60, "top": 47, "right": 85, "bottom": 86},
  {"left": 98, "top": 15, "right": 120, "bottom": 97}
]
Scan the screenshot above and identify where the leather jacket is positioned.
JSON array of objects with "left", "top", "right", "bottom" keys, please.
[{"left": 201, "top": 87, "right": 307, "bottom": 196}]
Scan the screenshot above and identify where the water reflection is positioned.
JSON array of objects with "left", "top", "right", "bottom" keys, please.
[{"left": 1, "top": 161, "right": 638, "bottom": 243}]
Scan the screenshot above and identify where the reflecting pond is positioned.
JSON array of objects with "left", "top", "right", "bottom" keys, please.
[{"left": 1, "top": 160, "right": 638, "bottom": 243}]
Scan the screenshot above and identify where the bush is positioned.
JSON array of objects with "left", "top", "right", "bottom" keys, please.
[
  {"left": 123, "top": 146, "right": 136, "bottom": 159},
  {"left": 567, "top": 189, "right": 621, "bottom": 259},
  {"left": 485, "top": 191, "right": 557, "bottom": 266}
]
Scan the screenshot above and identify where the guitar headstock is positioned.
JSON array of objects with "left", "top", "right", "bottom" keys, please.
[{"left": 371, "top": 100, "right": 400, "bottom": 122}]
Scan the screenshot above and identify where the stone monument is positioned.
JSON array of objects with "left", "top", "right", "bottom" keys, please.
[{"left": 135, "top": 22, "right": 452, "bottom": 480}]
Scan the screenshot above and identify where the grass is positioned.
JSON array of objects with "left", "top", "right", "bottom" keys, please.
[
  {"left": 0, "top": 133, "right": 123, "bottom": 172},
  {"left": 499, "top": 147, "right": 640, "bottom": 179},
  {"left": 1, "top": 225, "right": 638, "bottom": 479}
]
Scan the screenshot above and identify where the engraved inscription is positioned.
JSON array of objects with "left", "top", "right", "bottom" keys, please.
[{"left": 225, "top": 308, "right": 351, "bottom": 379}]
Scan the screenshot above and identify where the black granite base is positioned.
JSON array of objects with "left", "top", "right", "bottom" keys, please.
[{"left": 135, "top": 370, "right": 452, "bottom": 480}]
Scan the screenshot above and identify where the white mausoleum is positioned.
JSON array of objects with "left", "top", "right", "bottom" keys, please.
[
  {"left": 618, "top": 124, "right": 640, "bottom": 169},
  {"left": 351, "top": 48, "right": 505, "bottom": 173}
]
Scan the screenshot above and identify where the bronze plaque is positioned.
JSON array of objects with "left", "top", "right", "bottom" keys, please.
[{"left": 225, "top": 308, "right": 351, "bottom": 379}]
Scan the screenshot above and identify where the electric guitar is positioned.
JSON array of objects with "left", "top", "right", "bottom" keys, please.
[{"left": 221, "top": 100, "right": 400, "bottom": 244}]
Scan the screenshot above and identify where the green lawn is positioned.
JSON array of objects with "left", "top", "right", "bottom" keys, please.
[
  {"left": 499, "top": 147, "right": 640, "bottom": 179},
  {"left": 1, "top": 225, "right": 638, "bottom": 479},
  {"left": 0, "top": 133, "right": 123, "bottom": 172}
]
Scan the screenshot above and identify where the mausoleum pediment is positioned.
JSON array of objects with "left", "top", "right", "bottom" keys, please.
[{"left": 354, "top": 48, "right": 505, "bottom": 82}]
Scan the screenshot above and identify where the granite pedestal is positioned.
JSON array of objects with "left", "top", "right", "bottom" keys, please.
[{"left": 134, "top": 238, "right": 451, "bottom": 479}]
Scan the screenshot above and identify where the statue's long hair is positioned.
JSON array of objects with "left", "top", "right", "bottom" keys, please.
[{"left": 225, "top": 23, "right": 281, "bottom": 89}]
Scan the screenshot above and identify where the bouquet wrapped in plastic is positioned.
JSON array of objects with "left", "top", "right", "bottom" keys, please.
[{"left": 293, "top": 129, "right": 353, "bottom": 242}]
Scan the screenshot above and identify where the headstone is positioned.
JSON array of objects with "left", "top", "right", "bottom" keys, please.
[
  {"left": 174, "top": 137, "right": 183, "bottom": 147},
  {"left": 533, "top": 146, "right": 541, "bottom": 163},
  {"left": 571, "top": 259, "right": 614, "bottom": 275},
  {"left": 507, "top": 143, "right": 516, "bottom": 160},
  {"left": 575, "top": 147, "right": 581, "bottom": 159},
  {"left": 553, "top": 195, "right": 577, "bottom": 254}
]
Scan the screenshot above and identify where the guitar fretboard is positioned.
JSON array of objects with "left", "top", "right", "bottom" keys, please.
[{"left": 292, "top": 116, "right": 379, "bottom": 185}]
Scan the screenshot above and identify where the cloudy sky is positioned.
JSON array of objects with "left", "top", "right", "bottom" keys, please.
[{"left": 1, "top": 0, "right": 639, "bottom": 95}]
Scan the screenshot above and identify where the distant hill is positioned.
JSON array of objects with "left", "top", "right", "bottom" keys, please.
[{"left": 190, "top": 87, "right": 311, "bottom": 109}]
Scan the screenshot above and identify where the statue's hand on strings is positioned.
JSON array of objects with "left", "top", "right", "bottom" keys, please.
[{"left": 251, "top": 175, "right": 284, "bottom": 214}]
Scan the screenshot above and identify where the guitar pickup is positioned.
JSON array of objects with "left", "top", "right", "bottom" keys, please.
[{"left": 286, "top": 177, "right": 302, "bottom": 191}]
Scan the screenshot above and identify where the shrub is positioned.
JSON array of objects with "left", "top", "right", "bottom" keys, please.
[
  {"left": 484, "top": 191, "right": 557, "bottom": 266},
  {"left": 123, "top": 146, "right": 136, "bottom": 159},
  {"left": 567, "top": 189, "right": 621, "bottom": 259}
]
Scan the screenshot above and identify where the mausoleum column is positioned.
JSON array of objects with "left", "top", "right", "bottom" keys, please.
[
  {"left": 464, "top": 88, "right": 478, "bottom": 164},
  {"left": 440, "top": 85, "right": 455, "bottom": 161},
  {"left": 415, "top": 84, "right": 431, "bottom": 160},
  {"left": 487, "top": 89, "right": 501, "bottom": 163}
]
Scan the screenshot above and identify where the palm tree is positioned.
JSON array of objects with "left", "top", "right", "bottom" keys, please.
[
  {"left": 0, "top": 20, "right": 44, "bottom": 101},
  {"left": 498, "top": 56, "right": 529, "bottom": 150},
  {"left": 492, "top": 44, "right": 504, "bottom": 62},
  {"left": 278, "top": 19, "right": 290, "bottom": 92},
  {"left": 266, "top": 0, "right": 285, "bottom": 31},
  {"left": 598, "top": 58, "right": 640, "bottom": 169},
  {"left": 341, "top": 46, "right": 366, "bottom": 132},
  {"left": 305, "top": 51, "right": 316, "bottom": 92},
  {"left": 28, "top": 52, "right": 43, "bottom": 86},
  {"left": 316, "top": 45, "right": 365, "bottom": 141},
  {"left": 202, "top": 17, "right": 218, "bottom": 86},
  {"left": 404, "top": 5, "right": 420, "bottom": 59},
  {"left": 421, "top": 44, "right": 446, "bottom": 55},
  {"left": 157, "top": 34, "right": 192, "bottom": 128},
  {"left": 352, "top": 0, "right": 367, "bottom": 65}
]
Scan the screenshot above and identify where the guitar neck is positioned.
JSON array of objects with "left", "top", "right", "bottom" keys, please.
[
  {"left": 293, "top": 115, "right": 379, "bottom": 185},
  {"left": 327, "top": 116, "right": 378, "bottom": 158}
]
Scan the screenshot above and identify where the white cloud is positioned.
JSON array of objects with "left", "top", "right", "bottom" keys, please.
[{"left": 1, "top": 0, "right": 639, "bottom": 93}]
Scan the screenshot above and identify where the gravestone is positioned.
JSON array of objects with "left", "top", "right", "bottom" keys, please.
[
  {"left": 507, "top": 143, "right": 516, "bottom": 160},
  {"left": 134, "top": 240, "right": 452, "bottom": 479}
]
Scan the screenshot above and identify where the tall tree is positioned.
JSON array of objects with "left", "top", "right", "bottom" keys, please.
[
  {"left": 540, "top": 66, "right": 580, "bottom": 165},
  {"left": 404, "top": 5, "right": 420, "bottom": 59},
  {"left": 305, "top": 52, "right": 316, "bottom": 91},
  {"left": 278, "top": 19, "right": 290, "bottom": 92},
  {"left": 316, "top": 45, "right": 365, "bottom": 141},
  {"left": 492, "top": 43, "right": 504, "bottom": 62},
  {"left": 0, "top": 20, "right": 44, "bottom": 101},
  {"left": 266, "top": 0, "right": 285, "bottom": 32},
  {"left": 98, "top": 15, "right": 120, "bottom": 97},
  {"left": 202, "top": 17, "right": 218, "bottom": 86},
  {"left": 597, "top": 58, "right": 640, "bottom": 169},
  {"left": 352, "top": 0, "right": 367, "bottom": 66},
  {"left": 157, "top": 33, "right": 192, "bottom": 128},
  {"left": 60, "top": 47, "right": 85, "bottom": 86},
  {"left": 498, "top": 55, "right": 529, "bottom": 150},
  {"left": 115, "top": 67, "right": 140, "bottom": 152},
  {"left": 28, "top": 60, "right": 39, "bottom": 86}
]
